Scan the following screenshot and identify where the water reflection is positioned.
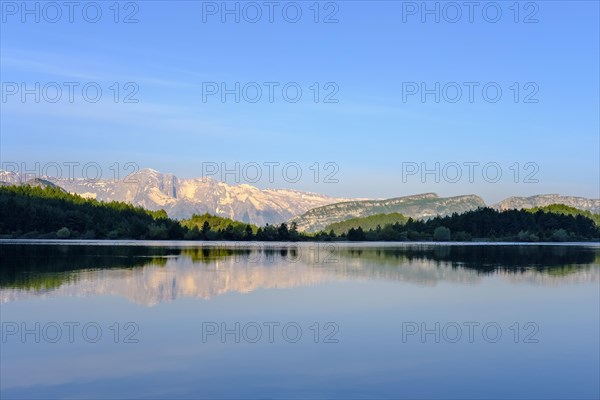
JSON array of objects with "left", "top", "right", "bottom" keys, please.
[{"left": 1, "top": 243, "right": 598, "bottom": 305}]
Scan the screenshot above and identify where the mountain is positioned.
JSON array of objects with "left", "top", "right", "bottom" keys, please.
[
  {"left": 289, "top": 193, "right": 486, "bottom": 232},
  {"left": 0, "top": 169, "right": 348, "bottom": 226},
  {"left": 0, "top": 173, "right": 65, "bottom": 191},
  {"left": 23, "top": 178, "right": 65, "bottom": 191},
  {"left": 493, "top": 195, "right": 600, "bottom": 214},
  {"left": 0, "top": 170, "right": 20, "bottom": 185}
]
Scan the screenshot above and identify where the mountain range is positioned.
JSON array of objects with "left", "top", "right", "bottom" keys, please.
[
  {"left": 1, "top": 168, "right": 598, "bottom": 231},
  {"left": 0, "top": 169, "right": 347, "bottom": 226},
  {"left": 291, "top": 193, "right": 600, "bottom": 232}
]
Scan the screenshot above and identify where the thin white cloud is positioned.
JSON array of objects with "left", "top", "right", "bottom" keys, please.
[{"left": 0, "top": 48, "right": 205, "bottom": 89}]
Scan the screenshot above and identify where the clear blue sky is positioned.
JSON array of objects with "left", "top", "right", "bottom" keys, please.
[{"left": 1, "top": 0, "right": 598, "bottom": 203}]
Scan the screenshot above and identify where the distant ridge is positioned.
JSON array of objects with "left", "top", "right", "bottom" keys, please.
[
  {"left": 24, "top": 178, "right": 66, "bottom": 191},
  {"left": 493, "top": 195, "right": 600, "bottom": 214},
  {"left": 289, "top": 193, "right": 486, "bottom": 232}
]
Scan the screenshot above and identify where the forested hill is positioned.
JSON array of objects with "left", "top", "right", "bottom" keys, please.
[
  {"left": 0, "top": 185, "right": 184, "bottom": 239},
  {"left": 325, "top": 212, "right": 408, "bottom": 235},
  {"left": 525, "top": 204, "right": 600, "bottom": 226},
  {"left": 0, "top": 185, "right": 290, "bottom": 240},
  {"left": 343, "top": 207, "right": 600, "bottom": 242}
]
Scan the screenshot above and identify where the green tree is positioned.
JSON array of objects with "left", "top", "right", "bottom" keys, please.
[
  {"left": 277, "top": 223, "right": 289, "bottom": 240},
  {"left": 244, "top": 225, "right": 254, "bottom": 240},
  {"left": 56, "top": 227, "right": 71, "bottom": 239},
  {"left": 184, "top": 226, "right": 201, "bottom": 240},
  {"left": 201, "top": 221, "right": 211, "bottom": 238},
  {"left": 148, "top": 223, "right": 168, "bottom": 239},
  {"left": 289, "top": 222, "right": 299, "bottom": 241},
  {"left": 348, "top": 227, "right": 366, "bottom": 241},
  {"left": 551, "top": 228, "right": 569, "bottom": 242},
  {"left": 433, "top": 226, "right": 451, "bottom": 241}
]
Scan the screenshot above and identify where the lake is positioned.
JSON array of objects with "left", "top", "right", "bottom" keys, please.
[{"left": 1, "top": 241, "right": 599, "bottom": 399}]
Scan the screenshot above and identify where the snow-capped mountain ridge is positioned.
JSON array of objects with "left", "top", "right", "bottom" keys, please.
[{"left": 0, "top": 168, "right": 349, "bottom": 225}]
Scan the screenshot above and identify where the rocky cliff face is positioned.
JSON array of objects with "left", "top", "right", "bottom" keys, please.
[
  {"left": 493, "top": 195, "right": 600, "bottom": 214},
  {"left": 0, "top": 170, "right": 20, "bottom": 185},
  {"left": 0, "top": 169, "right": 347, "bottom": 225},
  {"left": 289, "top": 193, "right": 487, "bottom": 232}
]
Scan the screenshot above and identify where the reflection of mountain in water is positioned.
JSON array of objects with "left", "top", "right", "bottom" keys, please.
[{"left": 1, "top": 244, "right": 598, "bottom": 305}]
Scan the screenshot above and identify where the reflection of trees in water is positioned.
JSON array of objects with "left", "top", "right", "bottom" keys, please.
[
  {"left": 0, "top": 244, "right": 174, "bottom": 289},
  {"left": 342, "top": 245, "right": 599, "bottom": 273},
  {"left": 0, "top": 251, "right": 332, "bottom": 305},
  {"left": 180, "top": 246, "right": 299, "bottom": 264},
  {"left": 337, "top": 246, "right": 599, "bottom": 287},
  {"left": 0, "top": 244, "right": 598, "bottom": 302},
  {"left": 0, "top": 244, "right": 304, "bottom": 291}
]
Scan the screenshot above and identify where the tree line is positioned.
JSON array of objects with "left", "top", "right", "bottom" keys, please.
[
  {"left": 343, "top": 207, "right": 599, "bottom": 242},
  {"left": 0, "top": 185, "right": 598, "bottom": 242}
]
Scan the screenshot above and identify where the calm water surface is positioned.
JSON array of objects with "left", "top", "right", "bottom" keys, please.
[{"left": 1, "top": 241, "right": 599, "bottom": 399}]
